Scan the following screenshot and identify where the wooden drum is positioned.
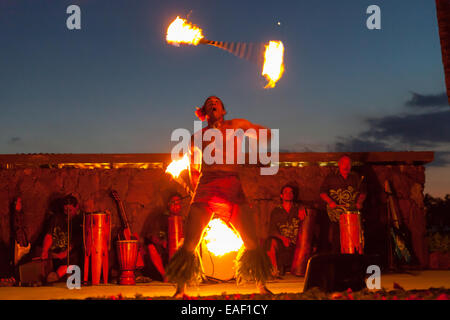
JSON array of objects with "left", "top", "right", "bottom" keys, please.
[
  {"left": 116, "top": 240, "right": 139, "bottom": 285},
  {"left": 339, "top": 211, "right": 364, "bottom": 254},
  {"left": 83, "top": 212, "right": 111, "bottom": 285}
]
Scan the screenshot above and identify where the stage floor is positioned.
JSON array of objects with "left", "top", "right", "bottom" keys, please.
[{"left": 0, "top": 270, "right": 449, "bottom": 300}]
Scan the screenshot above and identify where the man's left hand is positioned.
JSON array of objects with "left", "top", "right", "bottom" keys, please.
[
  {"left": 15, "top": 198, "right": 22, "bottom": 212},
  {"left": 52, "top": 251, "right": 68, "bottom": 260}
]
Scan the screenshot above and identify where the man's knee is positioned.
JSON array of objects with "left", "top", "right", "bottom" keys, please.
[
  {"left": 267, "top": 238, "right": 278, "bottom": 252},
  {"left": 270, "top": 238, "right": 278, "bottom": 251},
  {"left": 56, "top": 265, "right": 67, "bottom": 278},
  {"left": 148, "top": 244, "right": 158, "bottom": 256}
]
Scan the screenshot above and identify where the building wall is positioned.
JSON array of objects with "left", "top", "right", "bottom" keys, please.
[{"left": 0, "top": 163, "right": 428, "bottom": 275}]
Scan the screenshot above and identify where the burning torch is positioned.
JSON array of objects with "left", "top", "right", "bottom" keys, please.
[
  {"left": 165, "top": 153, "right": 192, "bottom": 259},
  {"left": 165, "top": 153, "right": 193, "bottom": 198},
  {"left": 166, "top": 16, "right": 285, "bottom": 89}
]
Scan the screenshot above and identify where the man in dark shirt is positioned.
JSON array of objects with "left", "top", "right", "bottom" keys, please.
[
  {"left": 319, "top": 155, "right": 367, "bottom": 253},
  {"left": 41, "top": 194, "right": 83, "bottom": 283},
  {"left": 267, "top": 184, "right": 307, "bottom": 276}
]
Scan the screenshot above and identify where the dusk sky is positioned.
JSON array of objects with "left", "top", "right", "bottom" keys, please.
[{"left": 1, "top": 1, "right": 449, "bottom": 196}]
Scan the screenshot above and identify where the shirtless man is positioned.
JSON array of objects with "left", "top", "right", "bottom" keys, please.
[{"left": 166, "top": 96, "right": 273, "bottom": 297}]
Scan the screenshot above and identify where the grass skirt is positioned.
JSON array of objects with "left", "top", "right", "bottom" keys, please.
[
  {"left": 235, "top": 247, "right": 273, "bottom": 285},
  {"left": 165, "top": 247, "right": 203, "bottom": 287}
]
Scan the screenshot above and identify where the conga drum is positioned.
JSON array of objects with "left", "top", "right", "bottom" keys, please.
[
  {"left": 116, "top": 240, "right": 139, "bottom": 285},
  {"left": 339, "top": 210, "right": 364, "bottom": 254},
  {"left": 291, "top": 208, "right": 316, "bottom": 276},
  {"left": 83, "top": 212, "right": 111, "bottom": 285},
  {"left": 168, "top": 215, "right": 184, "bottom": 259}
]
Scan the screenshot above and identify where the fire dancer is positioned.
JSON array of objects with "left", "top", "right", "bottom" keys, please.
[
  {"left": 145, "top": 193, "right": 184, "bottom": 282},
  {"left": 266, "top": 184, "right": 307, "bottom": 277},
  {"left": 40, "top": 194, "right": 83, "bottom": 283},
  {"left": 319, "top": 155, "right": 367, "bottom": 253},
  {"left": 166, "top": 96, "right": 273, "bottom": 297}
]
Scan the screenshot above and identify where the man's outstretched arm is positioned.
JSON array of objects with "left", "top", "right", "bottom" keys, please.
[{"left": 232, "top": 119, "right": 271, "bottom": 140}]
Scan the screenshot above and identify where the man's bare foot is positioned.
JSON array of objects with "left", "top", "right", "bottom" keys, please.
[
  {"left": 257, "top": 283, "right": 274, "bottom": 295},
  {"left": 271, "top": 269, "right": 283, "bottom": 280},
  {"left": 173, "top": 284, "right": 187, "bottom": 298},
  {"left": 46, "top": 272, "right": 59, "bottom": 284},
  {"left": 173, "top": 290, "right": 184, "bottom": 299}
]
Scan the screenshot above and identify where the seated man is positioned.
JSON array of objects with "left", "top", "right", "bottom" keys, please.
[
  {"left": 145, "top": 193, "right": 184, "bottom": 282},
  {"left": 266, "top": 184, "right": 307, "bottom": 276},
  {"left": 40, "top": 194, "right": 83, "bottom": 283}
]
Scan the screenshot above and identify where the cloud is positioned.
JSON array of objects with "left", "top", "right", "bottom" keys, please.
[
  {"left": 361, "top": 110, "right": 450, "bottom": 146},
  {"left": 7, "top": 137, "right": 22, "bottom": 145},
  {"left": 333, "top": 91, "right": 450, "bottom": 167},
  {"left": 405, "top": 91, "right": 449, "bottom": 108},
  {"left": 334, "top": 137, "right": 390, "bottom": 152},
  {"left": 280, "top": 142, "right": 330, "bottom": 153},
  {"left": 432, "top": 151, "right": 450, "bottom": 167},
  {"left": 334, "top": 137, "right": 450, "bottom": 167}
]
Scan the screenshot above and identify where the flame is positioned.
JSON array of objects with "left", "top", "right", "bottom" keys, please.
[
  {"left": 165, "top": 153, "right": 190, "bottom": 178},
  {"left": 262, "top": 40, "right": 285, "bottom": 88},
  {"left": 166, "top": 16, "right": 205, "bottom": 46},
  {"left": 203, "top": 218, "right": 244, "bottom": 256}
]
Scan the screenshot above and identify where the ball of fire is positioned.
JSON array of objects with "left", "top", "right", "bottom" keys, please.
[{"left": 166, "top": 16, "right": 285, "bottom": 88}]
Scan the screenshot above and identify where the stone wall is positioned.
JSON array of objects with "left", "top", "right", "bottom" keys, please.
[{"left": 0, "top": 159, "right": 429, "bottom": 275}]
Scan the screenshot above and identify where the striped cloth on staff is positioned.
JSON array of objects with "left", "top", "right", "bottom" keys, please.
[{"left": 202, "top": 40, "right": 265, "bottom": 64}]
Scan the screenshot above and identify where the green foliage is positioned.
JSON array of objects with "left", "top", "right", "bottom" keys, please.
[
  {"left": 424, "top": 194, "right": 450, "bottom": 232},
  {"left": 427, "top": 232, "right": 450, "bottom": 253},
  {"left": 424, "top": 194, "right": 450, "bottom": 253}
]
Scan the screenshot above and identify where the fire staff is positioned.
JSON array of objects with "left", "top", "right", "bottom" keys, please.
[{"left": 165, "top": 96, "right": 273, "bottom": 297}]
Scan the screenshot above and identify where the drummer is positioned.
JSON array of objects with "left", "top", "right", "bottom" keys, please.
[
  {"left": 40, "top": 194, "right": 83, "bottom": 283},
  {"left": 319, "top": 155, "right": 367, "bottom": 253}
]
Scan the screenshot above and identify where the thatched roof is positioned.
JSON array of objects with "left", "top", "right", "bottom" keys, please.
[{"left": 436, "top": 0, "right": 450, "bottom": 105}]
